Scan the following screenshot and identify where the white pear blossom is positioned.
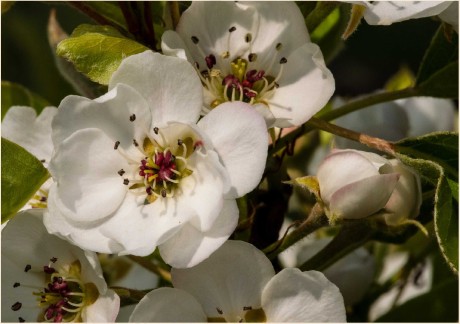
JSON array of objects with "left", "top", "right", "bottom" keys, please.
[
  {"left": 316, "top": 149, "right": 421, "bottom": 223},
  {"left": 350, "top": 1, "right": 456, "bottom": 28},
  {"left": 161, "top": 1, "right": 335, "bottom": 128},
  {"left": 129, "top": 240, "right": 346, "bottom": 322},
  {"left": 1, "top": 209, "right": 120, "bottom": 322},
  {"left": 2, "top": 106, "right": 57, "bottom": 209},
  {"left": 45, "top": 51, "right": 268, "bottom": 268}
]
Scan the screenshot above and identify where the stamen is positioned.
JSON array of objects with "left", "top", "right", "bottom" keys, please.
[
  {"left": 276, "top": 42, "right": 282, "bottom": 51},
  {"left": 24, "top": 265, "right": 31, "bottom": 272},
  {"left": 19, "top": 317, "right": 25, "bottom": 322},
  {"left": 50, "top": 257, "right": 58, "bottom": 263},
  {"left": 217, "top": 307, "right": 223, "bottom": 315},
  {"left": 243, "top": 306, "right": 252, "bottom": 311},
  {"left": 191, "top": 36, "right": 199, "bottom": 44},
  {"left": 40, "top": 159, "right": 46, "bottom": 163},
  {"left": 123, "top": 179, "right": 129, "bottom": 185},
  {"left": 114, "top": 141, "right": 120, "bottom": 150},
  {"left": 11, "top": 302, "right": 22, "bottom": 311},
  {"left": 245, "top": 33, "right": 252, "bottom": 43},
  {"left": 13, "top": 282, "right": 20, "bottom": 288},
  {"left": 228, "top": 26, "right": 236, "bottom": 32},
  {"left": 129, "top": 114, "right": 136, "bottom": 122},
  {"left": 133, "top": 139, "right": 139, "bottom": 147},
  {"left": 248, "top": 53, "right": 257, "bottom": 62},
  {"left": 118, "top": 169, "right": 125, "bottom": 176},
  {"left": 279, "top": 57, "right": 287, "bottom": 64}
]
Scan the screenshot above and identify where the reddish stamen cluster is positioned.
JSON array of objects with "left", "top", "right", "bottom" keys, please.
[
  {"left": 139, "top": 151, "right": 178, "bottom": 195},
  {"left": 41, "top": 269, "right": 73, "bottom": 322},
  {"left": 223, "top": 69, "right": 265, "bottom": 102}
]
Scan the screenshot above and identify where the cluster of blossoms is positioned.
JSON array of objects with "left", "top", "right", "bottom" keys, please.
[{"left": 2, "top": 1, "right": 457, "bottom": 323}]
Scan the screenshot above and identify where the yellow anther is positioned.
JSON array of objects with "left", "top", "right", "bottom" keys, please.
[{"left": 231, "top": 58, "right": 248, "bottom": 82}]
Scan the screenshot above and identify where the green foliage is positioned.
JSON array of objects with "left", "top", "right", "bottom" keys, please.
[
  {"left": 416, "top": 26, "right": 458, "bottom": 85},
  {"left": 395, "top": 132, "right": 459, "bottom": 274},
  {"left": 415, "top": 26, "right": 458, "bottom": 98},
  {"left": 376, "top": 278, "right": 458, "bottom": 322},
  {"left": 417, "top": 61, "right": 458, "bottom": 98},
  {"left": 1, "top": 138, "right": 50, "bottom": 223},
  {"left": 1, "top": 81, "right": 51, "bottom": 120},
  {"left": 57, "top": 24, "right": 149, "bottom": 85}
]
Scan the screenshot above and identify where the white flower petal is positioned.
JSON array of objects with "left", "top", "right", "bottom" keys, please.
[
  {"left": 246, "top": 1, "right": 310, "bottom": 68},
  {"left": 329, "top": 173, "right": 400, "bottom": 219},
  {"left": 268, "top": 42, "right": 335, "bottom": 128},
  {"left": 52, "top": 84, "right": 151, "bottom": 151},
  {"left": 178, "top": 150, "right": 230, "bottom": 231},
  {"left": 262, "top": 269, "right": 346, "bottom": 322},
  {"left": 197, "top": 102, "right": 268, "bottom": 198},
  {"left": 362, "top": 1, "right": 452, "bottom": 25},
  {"left": 159, "top": 199, "right": 239, "bottom": 268},
  {"left": 382, "top": 160, "right": 422, "bottom": 225},
  {"left": 109, "top": 51, "right": 203, "bottom": 125},
  {"left": 49, "top": 128, "right": 129, "bottom": 222},
  {"left": 172, "top": 240, "right": 275, "bottom": 321},
  {"left": 161, "top": 30, "right": 193, "bottom": 61},
  {"left": 317, "top": 150, "right": 381, "bottom": 204},
  {"left": 83, "top": 289, "right": 120, "bottom": 322},
  {"left": 129, "top": 288, "right": 207, "bottom": 322},
  {"left": 2, "top": 106, "right": 57, "bottom": 163},
  {"left": 173, "top": 2, "right": 257, "bottom": 72},
  {"left": 46, "top": 187, "right": 187, "bottom": 256},
  {"left": 439, "top": 2, "right": 458, "bottom": 32}
]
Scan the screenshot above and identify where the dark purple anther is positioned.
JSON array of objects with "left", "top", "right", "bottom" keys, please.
[
  {"left": 205, "top": 54, "right": 216, "bottom": 69},
  {"left": 246, "top": 70, "right": 265, "bottom": 83}
]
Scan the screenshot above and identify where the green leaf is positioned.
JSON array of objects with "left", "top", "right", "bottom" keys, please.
[
  {"left": 395, "top": 132, "right": 459, "bottom": 274},
  {"left": 417, "top": 61, "right": 459, "bottom": 98},
  {"left": 57, "top": 24, "right": 150, "bottom": 85},
  {"left": 395, "top": 132, "right": 458, "bottom": 180},
  {"left": 416, "top": 26, "right": 458, "bottom": 85},
  {"left": 376, "top": 278, "right": 458, "bottom": 322},
  {"left": 1, "top": 138, "right": 50, "bottom": 223},
  {"left": 1, "top": 81, "right": 51, "bottom": 120},
  {"left": 48, "top": 10, "right": 106, "bottom": 99}
]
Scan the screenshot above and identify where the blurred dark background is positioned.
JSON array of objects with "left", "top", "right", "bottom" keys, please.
[{"left": 1, "top": 1, "right": 441, "bottom": 106}]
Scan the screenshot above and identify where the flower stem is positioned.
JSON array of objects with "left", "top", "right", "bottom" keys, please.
[
  {"left": 128, "top": 255, "right": 171, "bottom": 282},
  {"left": 263, "top": 204, "right": 329, "bottom": 260},
  {"left": 318, "top": 87, "right": 420, "bottom": 121},
  {"left": 306, "top": 117, "right": 396, "bottom": 156},
  {"left": 299, "top": 221, "right": 374, "bottom": 271},
  {"left": 269, "top": 87, "right": 420, "bottom": 155},
  {"left": 67, "top": 2, "right": 127, "bottom": 34}
]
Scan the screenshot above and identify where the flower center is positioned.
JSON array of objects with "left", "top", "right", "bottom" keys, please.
[
  {"left": 190, "top": 29, "right": 287, "bottom": 110},
  {"left": 115, "top": 120, "right": 199, "bottom": 204},
  {"left": 12, "top": 258, "right": 98, "bottom": 323}
]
